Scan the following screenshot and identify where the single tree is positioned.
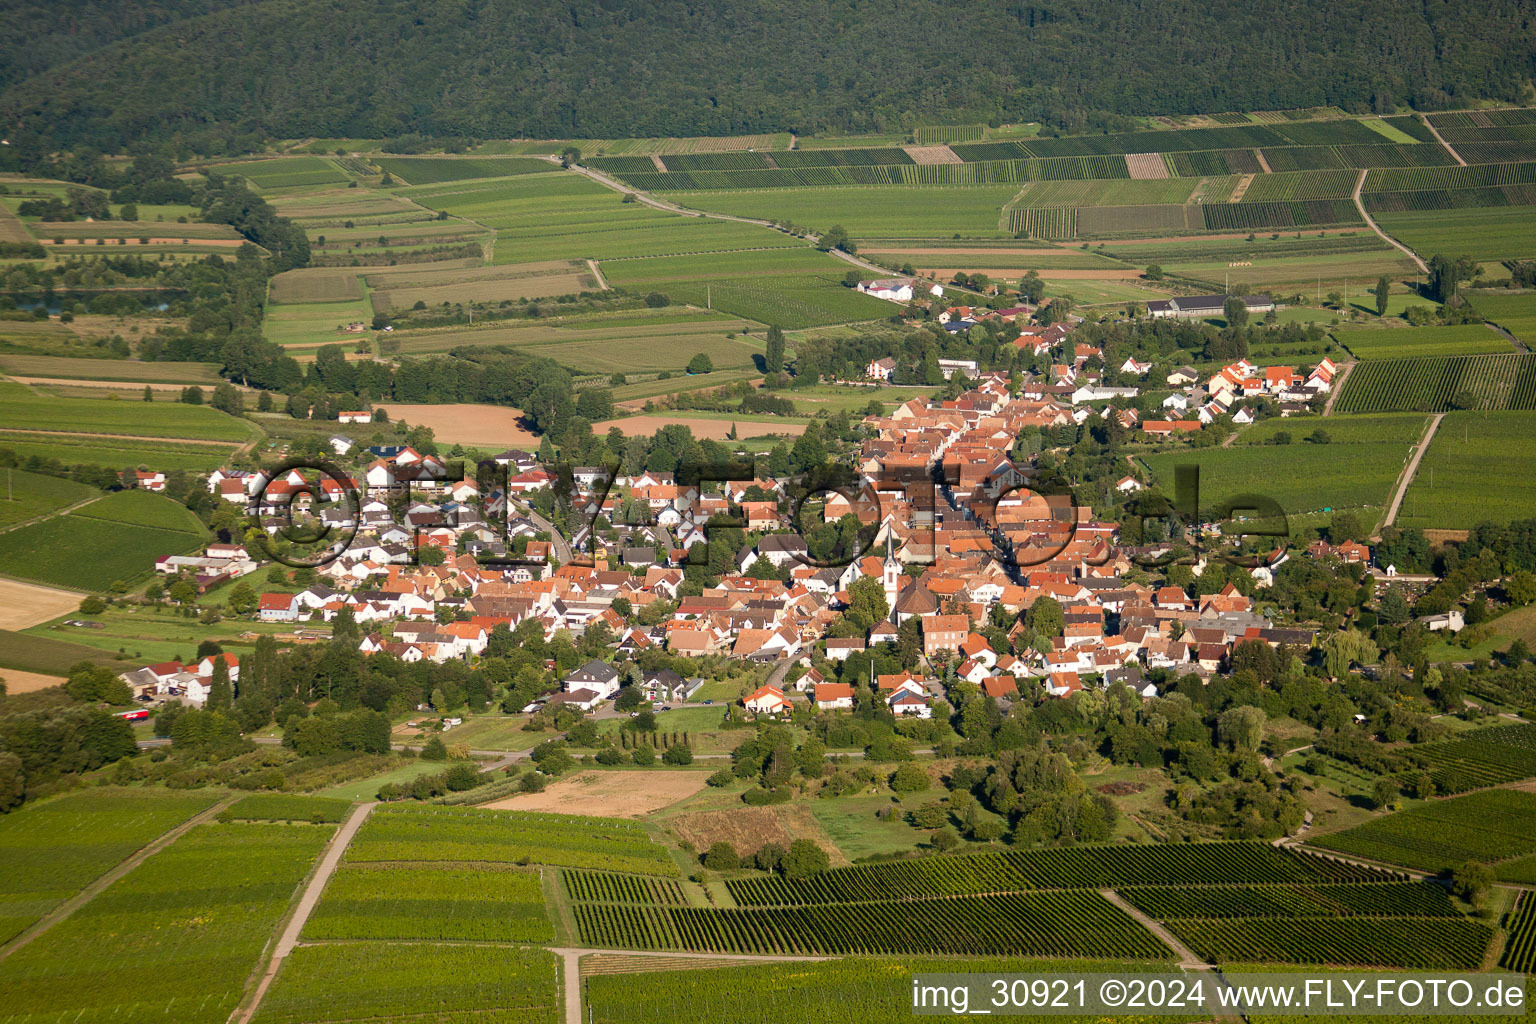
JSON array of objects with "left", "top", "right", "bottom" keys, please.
[{"left": 1374, "top": 275, "right": 1391, "bottom": 316}]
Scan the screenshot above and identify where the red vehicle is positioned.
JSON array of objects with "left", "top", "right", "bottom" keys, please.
[{"left": 116, "top": 709, "right": 151, "bottom": 721}]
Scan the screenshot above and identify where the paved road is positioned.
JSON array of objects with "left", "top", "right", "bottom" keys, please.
[
  {"left": 515, "top": 501, "right": 573, "bottom": 564},
  {"left": 1352, "top": 168, "right": 1429, "bottom": 275},
  {"left": 1377, "top": 411, "right": 1444, "bottom": 536},
  {"left": 0, "top": 796, "right": 236, "bottom": 961},
  {"left": 234, "top": 802, "right": 378, "bottom": 1024}
]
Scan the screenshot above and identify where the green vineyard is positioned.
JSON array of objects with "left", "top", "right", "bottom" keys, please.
[
  {"left": 725, "top": 842, "right": 1394, "bottom": 907},
  {"left": 303, "top": 864, "right": 553, "bottom": 943},
  {"left": 1312, "top": 788, "right": 1536, "bottom": 873},
  {"left": 563, "top": 870, "right": 687, "bottom": 905},
  {"left": 571, "top": 891, "right": 1172, "bottom": 958},
  {"left": 1501, "top": 892, "right": 1536, "bottom": 973},
  {"left": 1333, "top": 354, "right": 1536, "bottom": 412},
  {"left": 1120, "top": 882, "right": 1459, "bottom": 921},
  {"left": 1201, "top": 199, "right": 1362, "bottom": 230},
  {"left": 1166, "top": 918, "right": 1493, "bottom": 969}
]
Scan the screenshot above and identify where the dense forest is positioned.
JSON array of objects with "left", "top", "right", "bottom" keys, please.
[{"left": 2, "top": 0, "right": 1534, "bottom": 152}]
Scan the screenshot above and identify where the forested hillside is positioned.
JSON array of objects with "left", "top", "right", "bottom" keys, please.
[
  {"left": 3, "top": 0, "right": 1534, "bottom": 152},
  {"left": 0, "top": 0, "right": 256, "bottom": 91}
]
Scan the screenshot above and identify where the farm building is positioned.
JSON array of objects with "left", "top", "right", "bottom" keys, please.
[
  {"left": 857, "top": 278, "right": 943, "bottom": 303},
  {"left": 1147, "top": 294, "right": 1275, "bottom": 320}
]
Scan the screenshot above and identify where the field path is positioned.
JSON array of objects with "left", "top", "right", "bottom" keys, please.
[
  {"left": 1253, "top": 148, "right": 1273, "bottom": 173},
  {"left": 0, "top": 795, "right": 236, "bottom": 962},
  {"left": 1322, "top": 360, "right": 1355, "bottom": 416},
  {"left": 1098, "top": 889, "right": 1213, "bottom": 969},
  {"left": 231, "top": 801, "right": 377, "bottom": 1024},
  {"left": 1377, "top": 411, "right": 1444, "bottom": 537},
  {"left": 0, "top": 493, "right": 103, "bottom": 535},
  {"left": 585, "top": 258, "right": 609, "bottom": 290},
  {"left": 561, "top": 158, "right": 903, "bottom": 282},
  {"left": 1420, "top": 115, "right": 1468, "bottom": 166},
  {"left": 1352, "top": 169, "right": 1429, "bottom": 275}
]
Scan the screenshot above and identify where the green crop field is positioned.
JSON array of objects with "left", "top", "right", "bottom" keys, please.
[
  {"left": 0, "top": 380, "right": 254, "bottom": 441},
  {"left": 345, "top": 804, "right": 679, "bottom": 875},
  {"left": 1465, "top": 290, "right": 1536, "bottom": 342},
  {"left": 213, "top": 155, "right": 348, "bottom": 189},
  {"left": 1333, "top": 324, "right": 1514, "bottom": 359},
  {"left": 1154, "top": 249, "right": 1418, "bottom": 294},
  {"left": 1397, "top": 411, "right": 1536, "bottom": 529},
  {"left": 252, "top": 943, "right": 561, "bottom": 1024},
  {"left": 0, "top": 434, "right": 236, "bottom": 472},
  {"left": 373, "top": 156, "right": 560, "bottom": 183},
  {"left": 0, "top": 821, "right": 333, "bottom": 1024},
  {"left": 0, "top": 789, "right": 222, "bottom": 944},
  {"left": 1310, "top": 789, "right": 1536, "bottom": 873},
  {"left": 0, "top": 468, "right": 98, "bottom": 530},
  {"left": 587, "top": 958, "right": 1184, "bottom": 1024},
  {"left": 0, "top": 490, "right": 206, "bottom": 590},
  {"left": 392, "top": 318, "right": 763, "bottom": 371},
  {"left": 263, "top": 296, "right": 376, "bottom": 346},
  {"left": 219, "top": 794, "right": 352, "bottom": 823},
  {"left": 1140, "top": 443, "right": 1409, "bottom": 519},
  {"left": 660, "top": 186, "right": 1018, "bottom": 238},
  {"left": 1372, "top": 206, "right": 1536, "bottom": 262},
  {"left": 404, "top": 170, "right": 801, "bottom": 261},
  {"left": 304, "top": 862, "right": 552, "bottom": 942},
  {"left": 1233, "top": 413, "right": 1429, "bottom": 447},
  {"left": 0, "top": 627, "right": 129, "bottom": 674}
]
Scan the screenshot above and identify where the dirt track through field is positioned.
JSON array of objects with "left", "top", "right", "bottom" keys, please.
[
  {"left": 0, "top": 796, "right": 237, "bottom": 963},
  {"left": 232, "top": 802, "right": 377, "bottom": 1024},
  {"left": 0, "top": 577, "right": 89, "bottom": 627},
  {"left": 1352, "top": 168, "right": 1429, "bottom": 275}
]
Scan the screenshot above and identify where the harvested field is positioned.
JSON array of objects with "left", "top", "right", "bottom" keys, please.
[
  {"left": 665, "top": 804, "right": 849, "bottom": 867},
  {"left": 0, "top": 668, "right": 66, "bottom": 693},
  {"left": 269, "top": 267, "right": 364, "bottom": 304},
  {"left": 903, "top": 145, "right": 963, "bottom": 165},
  {"left": 594, "top": 414, "right": 807, "bottom": 440},
  {"left": 0, "top": 355, "right": 223, "bottom": 383},
  {"left": 482, "top": 769, "right": 711, "bottom": 817},
  {"left": 373, "top": 403, "right": 541, "bottom": 448},
  {"left": 1125, "top": 153, "right": 1170, "bottom": 179},
  {"left": 0, "top": 578, "right": 84, "bottom": 629},
  {"left": 0, "top": 204, "right": 32, "bottom": 243}
]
